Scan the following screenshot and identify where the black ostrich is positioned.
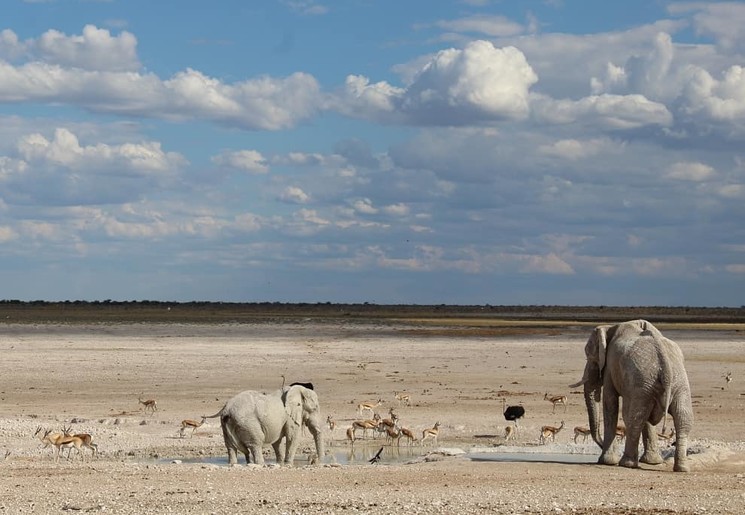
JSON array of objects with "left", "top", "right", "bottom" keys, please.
[{"left": 501, "top": 397, "right": 525, "bottom": 427}]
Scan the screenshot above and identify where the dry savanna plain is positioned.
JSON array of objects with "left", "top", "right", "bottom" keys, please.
[{"left": 0, "top": 303, "right": 744, "bottom": 514}]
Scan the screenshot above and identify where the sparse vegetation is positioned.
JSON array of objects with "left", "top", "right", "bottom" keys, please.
[{"left": 0, "top": 300, "right": 743, "bottom": 327}]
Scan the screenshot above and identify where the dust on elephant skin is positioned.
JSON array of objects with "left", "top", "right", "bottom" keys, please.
[
  {"left": 209, "top": 385, "right": 325, "bottom": 466},
  {"left": 570, "top": 319, "right": 693, "bottom": 472}
]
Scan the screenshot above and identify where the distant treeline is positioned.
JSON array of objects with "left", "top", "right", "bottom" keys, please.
[{"left": 0, "top": 299, "right": 743, "bottom": 325}]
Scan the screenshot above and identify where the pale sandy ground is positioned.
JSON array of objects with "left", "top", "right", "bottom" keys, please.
[{"left": 1, "top": 321, "right": 744, "bottom": 514}]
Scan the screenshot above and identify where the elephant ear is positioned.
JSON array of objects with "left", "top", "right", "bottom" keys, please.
[
  {"left": 299, "top": 387, "right": 320, "bottom": 414},
  {"left": 283, "top": 385, "right": 320, "bottom": 427},
  {"left": 592, "top": 326, "right": 607, "bottom": 380},
  {"left": 569, "top": 326, "right": 608, "bottom": 389},
  {"left": 282, "top": 386, "right": 304, "bottom": 427}
]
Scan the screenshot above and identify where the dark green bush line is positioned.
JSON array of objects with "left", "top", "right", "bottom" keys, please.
[{"left": 0, "top": 300, "right": 742, "bottom": 325}]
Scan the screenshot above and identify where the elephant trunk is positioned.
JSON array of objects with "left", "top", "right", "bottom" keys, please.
[
  {"left": 584, "top": 385, "right": 603, "bottom": 448},
  {"left": 308, "top": 418, "right": 325, "bottom": 465},
  {"left": 571, "top": 369, "right": 603, "bottom": 448}
]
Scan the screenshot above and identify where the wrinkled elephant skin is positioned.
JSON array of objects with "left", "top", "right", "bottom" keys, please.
[
  {"left": 570, "top": 319, "right": 693, "bottom": 472},
  {"left": 211, "top": 385, "right": 324, "bottom": 467}
]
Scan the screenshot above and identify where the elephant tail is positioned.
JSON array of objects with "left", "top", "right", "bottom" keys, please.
[
  {"left": 661, "top": 388, "right": 671, "bottom": 436},
  {"left": 660, "top": 359, "right": 675, "bottom": 436},
  {"left": 221, "top": 414, "right": 240, "bottom": 448},
  {"left": 202, "top": 404, "right": 226, "bottom": 420}
]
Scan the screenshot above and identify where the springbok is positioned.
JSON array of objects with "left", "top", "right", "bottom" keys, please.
[
  {"left": 138, "top": 395, "right": 158, "bottom": 414},
  {"left": 179, "top": 416, "right": 207, "bottom": 438}
]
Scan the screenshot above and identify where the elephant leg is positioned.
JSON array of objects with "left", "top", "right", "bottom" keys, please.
[
  {"left": 227, "top": 447, "right": 239, "bottom": 466},
  {"left": 235, "top": 440, "right": 253, "bottom": 465},
  {"left": 619, "top": 425, "right": 641, "bottom": 468},
  {"left": 673, "top": 432, "right": 689, "bottom": 472},
  {"left": 599, "top": 389, "right": 620, "bottom": 466},
  {"left": 250, "top": 444, "right": 265, "bottom": 465},
  {"left": 308, "top": 423, "right": 324, "bottom": 465},
  {"left": 619, "top": 403, "right": 643, "bottom": 469},
  {"left": 272, "top": 440, "right": 284, "bottom": 464},
  {"left": 283, "top": 433, "right": 301, "bottom": 466},
  {"left": 640, "top": 421, "right": 663, "bottom": 465},
  {"left": 221, "top": 419, "right": 241, "bottom": 466},
  {"left": 671, "top": 397, "right": 693, "bottom": 472}
]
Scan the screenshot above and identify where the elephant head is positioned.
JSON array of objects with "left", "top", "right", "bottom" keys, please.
[
  {"left": 281, "top": 385, "right": 324, "bottom": 464},
  {"left": 569, "top": 325, "right": 609, "bottom": 447}
]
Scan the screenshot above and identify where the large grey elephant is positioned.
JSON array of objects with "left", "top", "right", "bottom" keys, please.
[
  {"left": 569, "top": 319, "right": 693, "bottom": 472},
  {"left": 205, "top": 384, "right": 324, "bottom": 466}
]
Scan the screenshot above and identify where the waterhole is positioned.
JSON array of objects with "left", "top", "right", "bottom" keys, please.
[{"left": 158, "top": 443, "right": 601, "bottom": 466}]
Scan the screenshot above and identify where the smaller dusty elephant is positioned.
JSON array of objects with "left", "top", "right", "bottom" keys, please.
[
  {"left": 205, "top": 384, "right": 324, "bottom": 466},
  {"left": 570, "top": 319, "right": 693, "bottom": 472}
]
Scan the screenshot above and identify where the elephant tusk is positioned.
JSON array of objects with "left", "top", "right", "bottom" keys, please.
[{"left": 568, "top": 379, "right": 585, "bottom": 388}]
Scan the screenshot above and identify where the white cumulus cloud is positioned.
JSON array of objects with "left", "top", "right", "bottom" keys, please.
[
  {"left": 0, "top": 128, "right": 186, "bottom": 207},
  {"left": 352, "top": 198, "right": 378, "bottom": 215},
  {"left": 335, "top": 40, "right": 538, "bottom": 125},
  {"left": 539, "top": 138, "right": 620, "bottom": 160},
  {"left": 0, "top": 25, "right": 323, "bottom": 131},
  {"left": 212, "top": 150, "right": 269, "bottom": 174},
  {"left": 519, "top": 253, "right": 575, "bottom": 275},
  {"left": 16, "top": 127, "right": 184, "bottom": 173},
  {"left": 35, "top": 25, "right": 140, "bottom": 72},
  {"left": 0, "top": 26, "right": 139, "bottom": 71},
  {"left": 534, "top": 93, "right": 673, "bottom": 129},
  {"left": 382, "top": 203, "right": 410, "bottom": 216},
  {"left": 668, "top": 2, "right": 745, "bottom": 52},
  {"left": 279, "top": 186, "right": 310, "bottom": 204},
  {"left": 665, "top": 161, "right": 716, "bottom": 181},
  {"left": 682, "top": 65, "right": 745, "bottom": 122}
]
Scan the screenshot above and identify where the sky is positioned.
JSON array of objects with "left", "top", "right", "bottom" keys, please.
[{"left": 0, "top": 0, "right": 744, "bottom": 306}]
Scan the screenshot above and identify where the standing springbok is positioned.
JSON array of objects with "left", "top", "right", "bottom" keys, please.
[
  {"left": 351, "top": 419, "right": 378, "bottom": 439},
  {"left": 62, "top": 426, "right": 98, "bottom": 458},
  {"left": 138, "top": 395, "right": 157, "bottom": 414},
  {"left": 544, "top": 393, "right": 567, "bottom": 413},
  {"left": 346, "top": 426, "right": 356, "bottom": 448},
  {"left": 421, "top": 421, "right": 441, "bottom": 446},
  {"left": 357, "top": 399, "right": 383, "bottom": 417},
  {"left": 504, "top": 425, "right": 516, "bottom": 441},
  {"left": 539, "top": 421, "right": 564, "bottom": 444},
  {"left": 45, "top": 427, "right": 86, "bottom": 463},
  {"left": 394, "top": 391, "right": 411, "bottom": 406},
  {"left": 326, "top": 415, "right": 336, "bottom": 432},
  {"left": 179, "top": 416, "right": 207, "bottom": 438},
  {"left": 34, "top": 425, "right": 62, "bottom": 455},
  {"left": 573, "top": 425, "right": 591, "bottom": 444},
  {"left": 399, "top": 426, "right": 417, "bottom": 446}
]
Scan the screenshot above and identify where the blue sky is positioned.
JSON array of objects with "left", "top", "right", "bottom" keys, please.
[{"left": 0, "top": 0, "right": 744, "bottom": 306}]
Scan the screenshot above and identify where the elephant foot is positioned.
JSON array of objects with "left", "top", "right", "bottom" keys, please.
[
  {"left": 619, "top": 455, "right": 639, "bottom": 469},
  {"left": 673, "top": 461, "right": 690, "bottom": 472},
  {"left": 640, "top": 451, "right": 664, "bottom": 465},
  {"left": 598, "top": 453, "right": 620, "bottom": 466}
]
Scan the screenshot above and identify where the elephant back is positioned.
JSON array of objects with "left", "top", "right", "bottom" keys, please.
[{"left": 224, "top": 391, "right": 285, "bottom": 435}]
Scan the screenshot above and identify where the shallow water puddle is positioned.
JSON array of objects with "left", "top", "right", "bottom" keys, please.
[
  {"left": 469, "top": 452, "right": 599, "bottom": 464},
  {"left": 469, "top": 443, "right": 600, "bottom": 464},
  {"left": 159, "top": 444, "right": 600, "bottom": 466},
  {"left": 160, "top": 445, "right": 426, "bottom": 466}
]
